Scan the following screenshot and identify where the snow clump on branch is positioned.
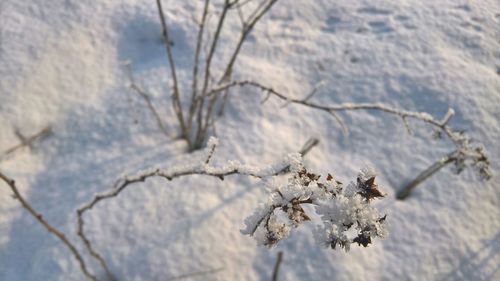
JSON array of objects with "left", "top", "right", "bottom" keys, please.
[{"left": 241, "top": 159, "right": 387, "bottom": 251}]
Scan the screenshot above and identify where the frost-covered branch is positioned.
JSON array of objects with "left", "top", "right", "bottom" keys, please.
[
  {"left": 207, "top": 80, "right": 491, "bottom": 184},
  {"left": 76, "top": 137, "right": 317, "bottom": 278},
  {"left": 0, "top": 171, "right": 100, "bottom": 281}
]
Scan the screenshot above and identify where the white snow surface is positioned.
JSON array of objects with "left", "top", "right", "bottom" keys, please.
[{"left": 1, "top": 0, "right": 499, "bottom": 280}]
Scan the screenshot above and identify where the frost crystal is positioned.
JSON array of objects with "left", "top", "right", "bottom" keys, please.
[{"left": 242, "top": 166, "right": 387, "bottom": 251}]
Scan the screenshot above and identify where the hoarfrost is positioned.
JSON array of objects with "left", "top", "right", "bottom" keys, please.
[{"left": 242, "top": 163, "right": 387, "bottom": 251}]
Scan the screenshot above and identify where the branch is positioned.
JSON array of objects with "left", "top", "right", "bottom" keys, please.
[
  {"left": 206, "top": 80, "right": 491, "bottom": 196},
  {"left": 206, "top": 80, "right": 487, "bottom": 159},
  {"left": 1, "top": 126, "right": 52, "bottom": 160},
  {"left": 76, "top": 213, "right": 115, "bottom": 281},
  {"left": 156, "top": 0, "right": 188, "bottom": 141},
  {"left": 78, "top": 138, "right": 315, "bottom": 213},
  {"left": 230, "top": 0, "right": 255, "bottom": 9},
  {"left": 248, "top": 198, "right": 313, "bottom": 237},
  {"left": 125, "top": 63, "right": 169, "bottom": 137},
  {"left": 76, "top": 138, "right": 318, "bottom": 279},
  {"left": 201, "top": 0, "right": 278, "bottom": 138},
  {"left": 187, "top": 0, "right": 210, "bottom": 134},
  {"left": 0, "top": 172, "right": 101, "bottom": 281},
  {"left": 204, "top": 136, "right": 218, "bottom": 164},
  {"left": 396, "top": 151, "right": 456, "bottom": 200},
  {"left": 194, "top": 0, "right": 232, "bottom": 147},
  {"left": 219, "top": 0, "right": 278, "bottom": 83},
  {"left": 271, "top": 251, "right": 283, "bottom": 281},
  {"left": 298, "top": 138, "right": 319, "bottom": 156}
]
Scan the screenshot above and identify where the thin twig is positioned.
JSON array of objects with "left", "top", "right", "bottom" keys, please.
[
  {"left": 0, "top": 172, "right": 100, "bottom": 281},
  {"left": 219, "top": 0, "right": 278, "bottom": 83},
  {"left": 402, "top": 115, "right": 412, "bottom": 134},
  {"left": 0, "top": 126, "right": 52, "bottom": 160},
  {"left": 194, "top": 0, "right": 232, "bottom": 148},
  {"left": 236, "top": 1, "right": 246, "bottom": 28},
  {"left": 188, "top": 0, "right": 210, "bottom": 134},
  {"left": 231, "top": 0, "right": 255, "bottom": 9},
  {"left": 327, "top": 110, "right": 348, "bottom": 135},
  {"left": 249, "top": 199, "right": 313, "bottom": 236},
  {"left": 200, "top": 0, "right": 279, "bottom": 142},
  {"left": 156, "top": 0, "right": 188, "bottom": 142},
  {"left": 396, "top": 151, "right": 456, "bottom": 200},
  {"left": 260, "top": 91, "right": 272, "bottom": 104},
  {"left": 298, "top": 138, "right": 319, "bottom": 156},
  {"left": 204, "top": 138, "right": 218, "bottom": 164},
  {"left": 272, "top": 251, "right": 283, "bottom": 281},
  {"left": 76, "top": 213, "right": 116, "bottom": 281},
  {"left": 125, "top": 64, "right": 169, "bottom": 137},
  {"left": 216, "top": 87, "right": 231, "bottom": 116}
]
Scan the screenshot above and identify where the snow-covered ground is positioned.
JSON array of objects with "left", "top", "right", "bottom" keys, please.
[{"left": 1, "top": 0, "right": 499, "bottom": 280}]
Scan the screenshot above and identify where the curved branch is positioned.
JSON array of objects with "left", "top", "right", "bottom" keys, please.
[
  {"left": 0, "top": 172, "right": 101, "bottom": 281},
  {"left": 76, "top": 138, "right": 318, "bottom": 279}
]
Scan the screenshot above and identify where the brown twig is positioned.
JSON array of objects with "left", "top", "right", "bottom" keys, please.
[
  {"left": 219, "top": 0, "right": 278, "bottom": 84},
  {"left": 1, "top": 126, "right": 52, "bottom": 160},
  {"left": 201, "top": 0, "right": 278, "bottom": 137},
  {"left": 156, "top": 0, "right": 188, "bottom": 143},
  {"left": 231, "top": 0, "right": 255, "bottom": 9},
  {"left": 249, "top": 199, "right": 313, "bottom": 236},
  {"left": 187, "top": 0, "right": 211, "bottom": 136},
  {"left": 125, "top": 63, "right": 169, "bottom": 137},
  {"left": 272, "top": 251, "right": 283, "bottom": 281},
  {"left": 0, "top": 171, "right": 100, "bottom": 281},
  {"left": 298, "top": 138, "right": 319, "bottom": 156},
  {"left": 194, "top": 0, "right": 232, "bottom": 149},
  {"left": 204, "top": 137, "right": 218, "bottom": 164},
  {"left": 396, "top": 151, "right": 456, "bottom": 200},
  {"left": 76, "top": 213, "right": 115, "bottom": 281}
]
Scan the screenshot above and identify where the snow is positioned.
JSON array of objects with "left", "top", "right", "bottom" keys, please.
[{"left": 1, "top": 0, "right": 499, "bottom": 280}]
